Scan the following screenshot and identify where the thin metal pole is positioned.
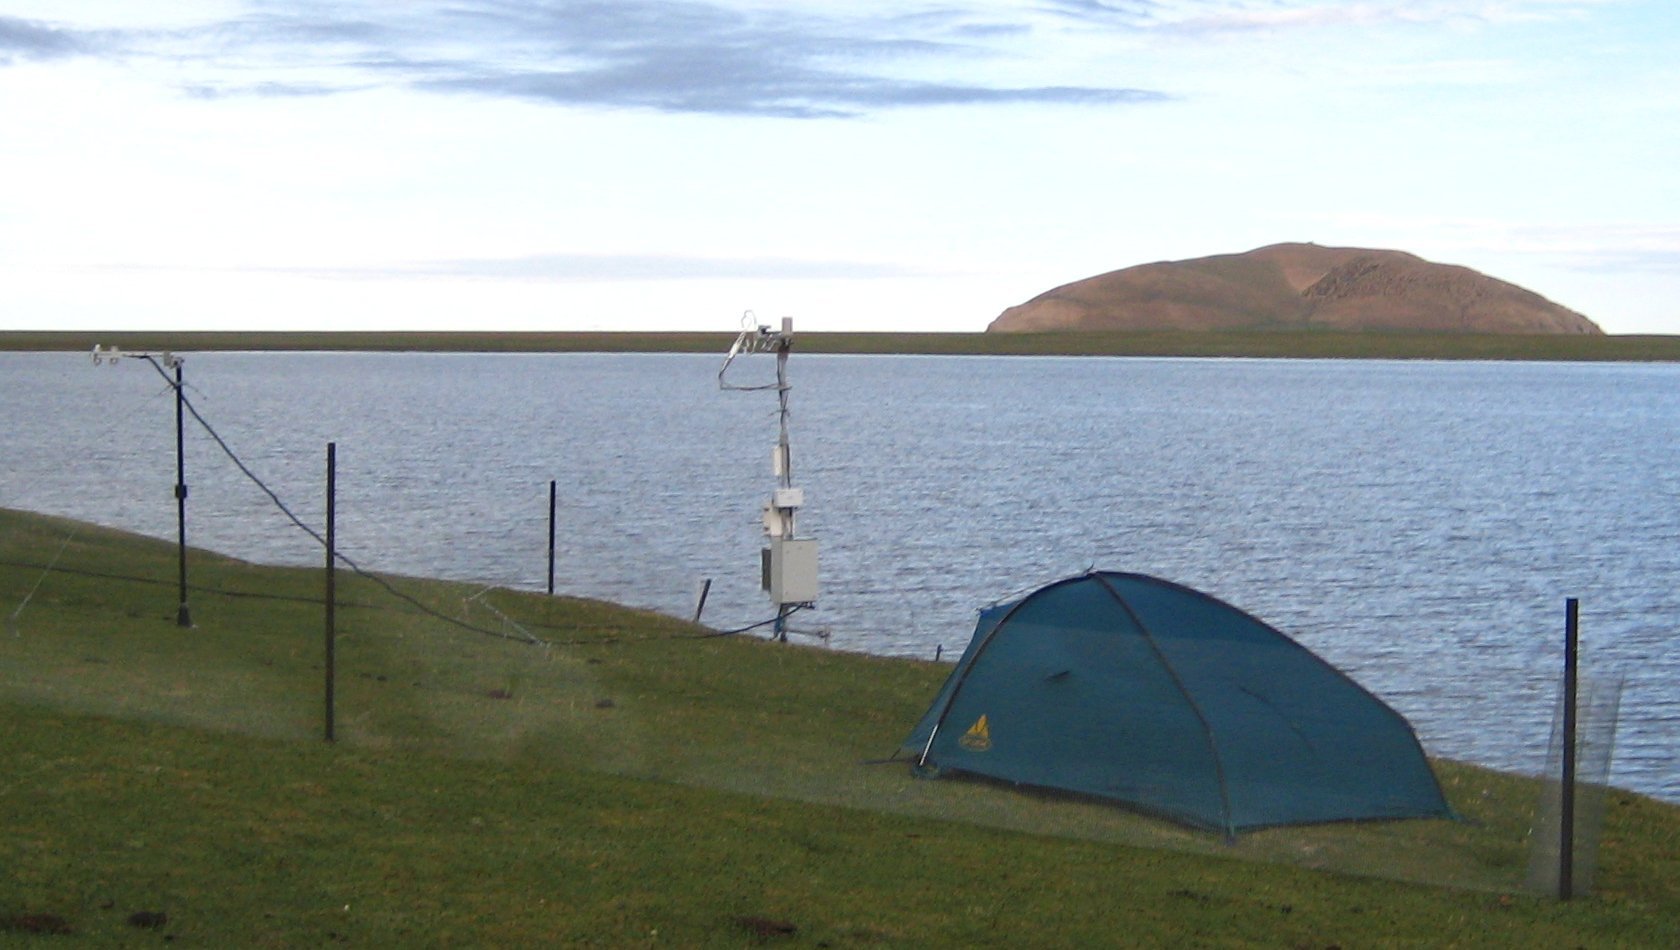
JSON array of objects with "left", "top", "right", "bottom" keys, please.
[
  {"left": 774, "top": 333, "right": 792, "bottom": 643},
  {"left": 1559, "top": 597, "right": 1579, "bottom": 900},
  {"left": 547, "top": 479, "right": 557, "bottom": 597},
  {"left": 325, "top": 442, "right": 337, "bottom": 744},
  {"left": 776, "top": 336, "right": 792, "bottom": 493},
  {"left": 692, "top": 578, "right": 712, "bottom": 623},
  {"left": 172, "top": 361, "right": 191, "bottom": 628}
]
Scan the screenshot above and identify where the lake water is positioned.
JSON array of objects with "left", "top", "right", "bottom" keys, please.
[{"left": 2, "top": 351, "right": 1677, "bottom": 803}]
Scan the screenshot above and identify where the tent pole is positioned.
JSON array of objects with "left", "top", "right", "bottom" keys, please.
[
  {"left": 917, "top": 723, "right": 941, "bottom": 767},
  {"left": 1092, "top": 573, "right": 1236, "bottom": 838},
  {"left": 910, "top": 585, "right": 1044, "bottom": 771}
]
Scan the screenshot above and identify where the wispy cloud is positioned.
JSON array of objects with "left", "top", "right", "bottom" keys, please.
[
  {"left": 1509, "top": 223, "right": 1680, "bottom": 274},
  {"left": 0, "top": 15, "right": 96, "bottom": 62},
  {"left": 10, "top": 1, "right": 1168, "bottom": 117},
  {"left": 1561, "top": 247, "right": 1680, "bottom": 274},
  {"left": 98, "top": 252, "right": 930, "bottom": 282},
  {"left": 1315, "top": 213, "right": 1680, "bottom": 274},
  {"left": 385, "top": 252, "right": 929, "bottom": 281},
  {"left": 1040, "top": 0, "right": 1608, "bottom": 34}
]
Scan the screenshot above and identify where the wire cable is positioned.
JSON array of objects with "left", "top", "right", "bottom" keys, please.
[
  {"left": 0, "top": 556, "right": 713, "bottom": 643},
  {"left": 5, "top": 525, "right": 76, "bottom": 636},
  {"left": 130, "top": 355, "right": 802, "bottom": 649},
  {"left": 692, "top": 603, "right": 810, "bottom": 638},
  {"left": 135, "top": 355, "right": 549, "bottom": 647},
  {"left": 97, "top": 355, "right": 809, "bottom": 650},
  {"left": 1, "top": 355, "right": 176, "bottom": 633}
]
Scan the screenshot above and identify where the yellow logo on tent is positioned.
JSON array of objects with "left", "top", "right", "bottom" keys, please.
[{"left": 958, "top": 714, "right": 992, "bottom": 752}]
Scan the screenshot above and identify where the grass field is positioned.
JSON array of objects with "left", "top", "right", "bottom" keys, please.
[
  {"left": 3, "top": 508, "right": 1679, "bottom": 945},
  {"left": 5, "top": 328, "right": 1680, "bottom": 361}
]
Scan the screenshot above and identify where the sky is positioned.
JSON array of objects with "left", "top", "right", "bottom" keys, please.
[{"left": 1, "top": 0, "right": 1676, "bottom": 334}]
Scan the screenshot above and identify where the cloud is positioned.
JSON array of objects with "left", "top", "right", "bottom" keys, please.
[
  {"left": 14, "top": 1, "right": 1167, "bottom": 117},
  {"left": 420, "top": 65, "right": 1160, "bottom": 119},
  {"left": 1517, "top": 224, "right": 1680, "bottom": 275},
  {"left": 0, "top": 16, "right": 96, "bottom": 62},
  {"left": 394, "top": 252, "right": 929, "bottom": 280},
  {"left": 103, "top": 252, "right": 931, "bottom": 282},
  {"left": 1040, "top": 0, "right": 1606, "bottom": 34},
  {"left": 1564, "top": 248, "right": 1680, "bottom": 274},
  {"left": 1314, "top": 213, "right": 1680, "bottom": 276}
]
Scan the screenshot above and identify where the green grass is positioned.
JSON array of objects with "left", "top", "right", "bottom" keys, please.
[
  {"left": 6, "top": 328, "right": 1680, "bottom": 360},
  {"left": 4, "top": 508, "right": 1679, "bottom": 945}
]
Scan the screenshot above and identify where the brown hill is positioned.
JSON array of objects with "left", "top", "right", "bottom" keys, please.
[{"left": 987, "top": 243, "right": 1602, "bottom": 335}]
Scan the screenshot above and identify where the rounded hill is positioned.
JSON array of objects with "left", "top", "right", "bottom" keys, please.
[{"left": 988, "top": 243, "right": 1602, "bottom": 335}]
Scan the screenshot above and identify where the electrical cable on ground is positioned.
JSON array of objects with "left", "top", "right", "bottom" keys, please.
[{"left": 694, "top": 603, "right": 810, "bottom": 638}]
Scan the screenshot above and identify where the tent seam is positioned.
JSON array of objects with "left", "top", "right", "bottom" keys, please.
[
  {"left": 1112, "top": 571, "right": 1451, "bottom": 818},
  {"left": 1092, "top": 571, "right": 1238, "bottom": 840},
  {"left": 915, "top": 575, "right": 1085, "bottom": 767}
]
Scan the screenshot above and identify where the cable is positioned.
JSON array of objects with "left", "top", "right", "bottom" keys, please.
[
  {"left": 0, "top": 555, "right": 692, "bottom": 642},
  {"left": 135, "top": 355, "right": 548, "bottom": 647},
  {"left": 692, "top": 603, "right": 810, "bottom": 638},
  {"left": 5, "top": 525, "right": 76, "bottom": 635},
  {"left": 0, "top": 550, "right": 824, "bottom": 651},
  {"left": 137, "top": 356, "right": 328, "bottom": 550},
  {"left": 114, "top": 356, "right": 810, "bottom": 651},
  {"left": 1, "top": 363, "right": 168, "bottom": 633}
]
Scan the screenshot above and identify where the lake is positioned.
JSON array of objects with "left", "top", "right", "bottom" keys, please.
[{"left": 2, "top": 350, "right": 1677, "bottom": 802}]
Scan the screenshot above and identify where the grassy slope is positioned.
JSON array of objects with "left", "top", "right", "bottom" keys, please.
[
  {"left": 3, "top": 508, "right": 1679, "bottom": 945},
  {"left": 1173, "top": 253, "right": 1311, "bottom": 327},
  {"left": 6, "top": 328, "right": 1680, "bottom": 361}
]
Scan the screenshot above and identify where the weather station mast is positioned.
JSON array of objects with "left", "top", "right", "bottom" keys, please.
[
  {"left": 91, "top": 345, "right": 193, "bottom": 627},
  {"left": 718, "top": 313, "right": 818, "bottom": 642}
]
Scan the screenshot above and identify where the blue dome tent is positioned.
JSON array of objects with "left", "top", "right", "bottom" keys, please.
[{"left": 903, "top": 571, "right": 1452, "bottom": 837}]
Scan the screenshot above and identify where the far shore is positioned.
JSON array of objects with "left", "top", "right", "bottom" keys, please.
[{"left": 4, "top": 328, "right": 1680, "bottom": 361}]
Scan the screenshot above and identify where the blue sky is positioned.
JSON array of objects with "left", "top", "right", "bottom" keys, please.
[{"left": 2, "top": 0, "right": 1675, "bottom": 333}]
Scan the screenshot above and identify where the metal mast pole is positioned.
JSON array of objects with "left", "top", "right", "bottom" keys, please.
[
  {"left": 772, "top": 330, "right": 793, "bottom": 642},
  {"left": 718, "top": 314, "right": 817, "bottom": 642},
  {"left": 90, "top": 345, "right": 193, "bottom": 628},
  {"left": 172, "top": 359, "right": 192, "bottom": 628}
]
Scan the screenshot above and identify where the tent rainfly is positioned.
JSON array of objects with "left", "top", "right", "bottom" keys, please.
[{"left": 902, "top": 571, "right": 1452, "bottom": 837}]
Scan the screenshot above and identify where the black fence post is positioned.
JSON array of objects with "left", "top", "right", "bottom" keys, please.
[
  {"left": 547, "top": 479, "right": 557, "bottom": 597},
  {"left": 325, "top": 442, "right": 337, "bottom": 744},
  {"left": 692, "top": 578, "right": 712, "bottom": 623},
  {"left": 1559, "top": 597, "right": 1579, "bottom": 900}
]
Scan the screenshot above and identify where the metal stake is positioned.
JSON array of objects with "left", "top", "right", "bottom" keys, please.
[
  {"left": 325, "top": 442, "right": 337, "bottom": 743},
  {"left": 692, "top": 578, "right": 713, "bottom": 623},
  {"left": 547, "top": 479, "right": 557, "bottom": 597},
  {"left": 1559, "top": 597, "right": 1579, "bottom": 900}
]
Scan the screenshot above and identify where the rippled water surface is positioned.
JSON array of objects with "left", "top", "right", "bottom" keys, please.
[{"left": 3, "top": 351, "right": 1677, "bottom": 801}]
